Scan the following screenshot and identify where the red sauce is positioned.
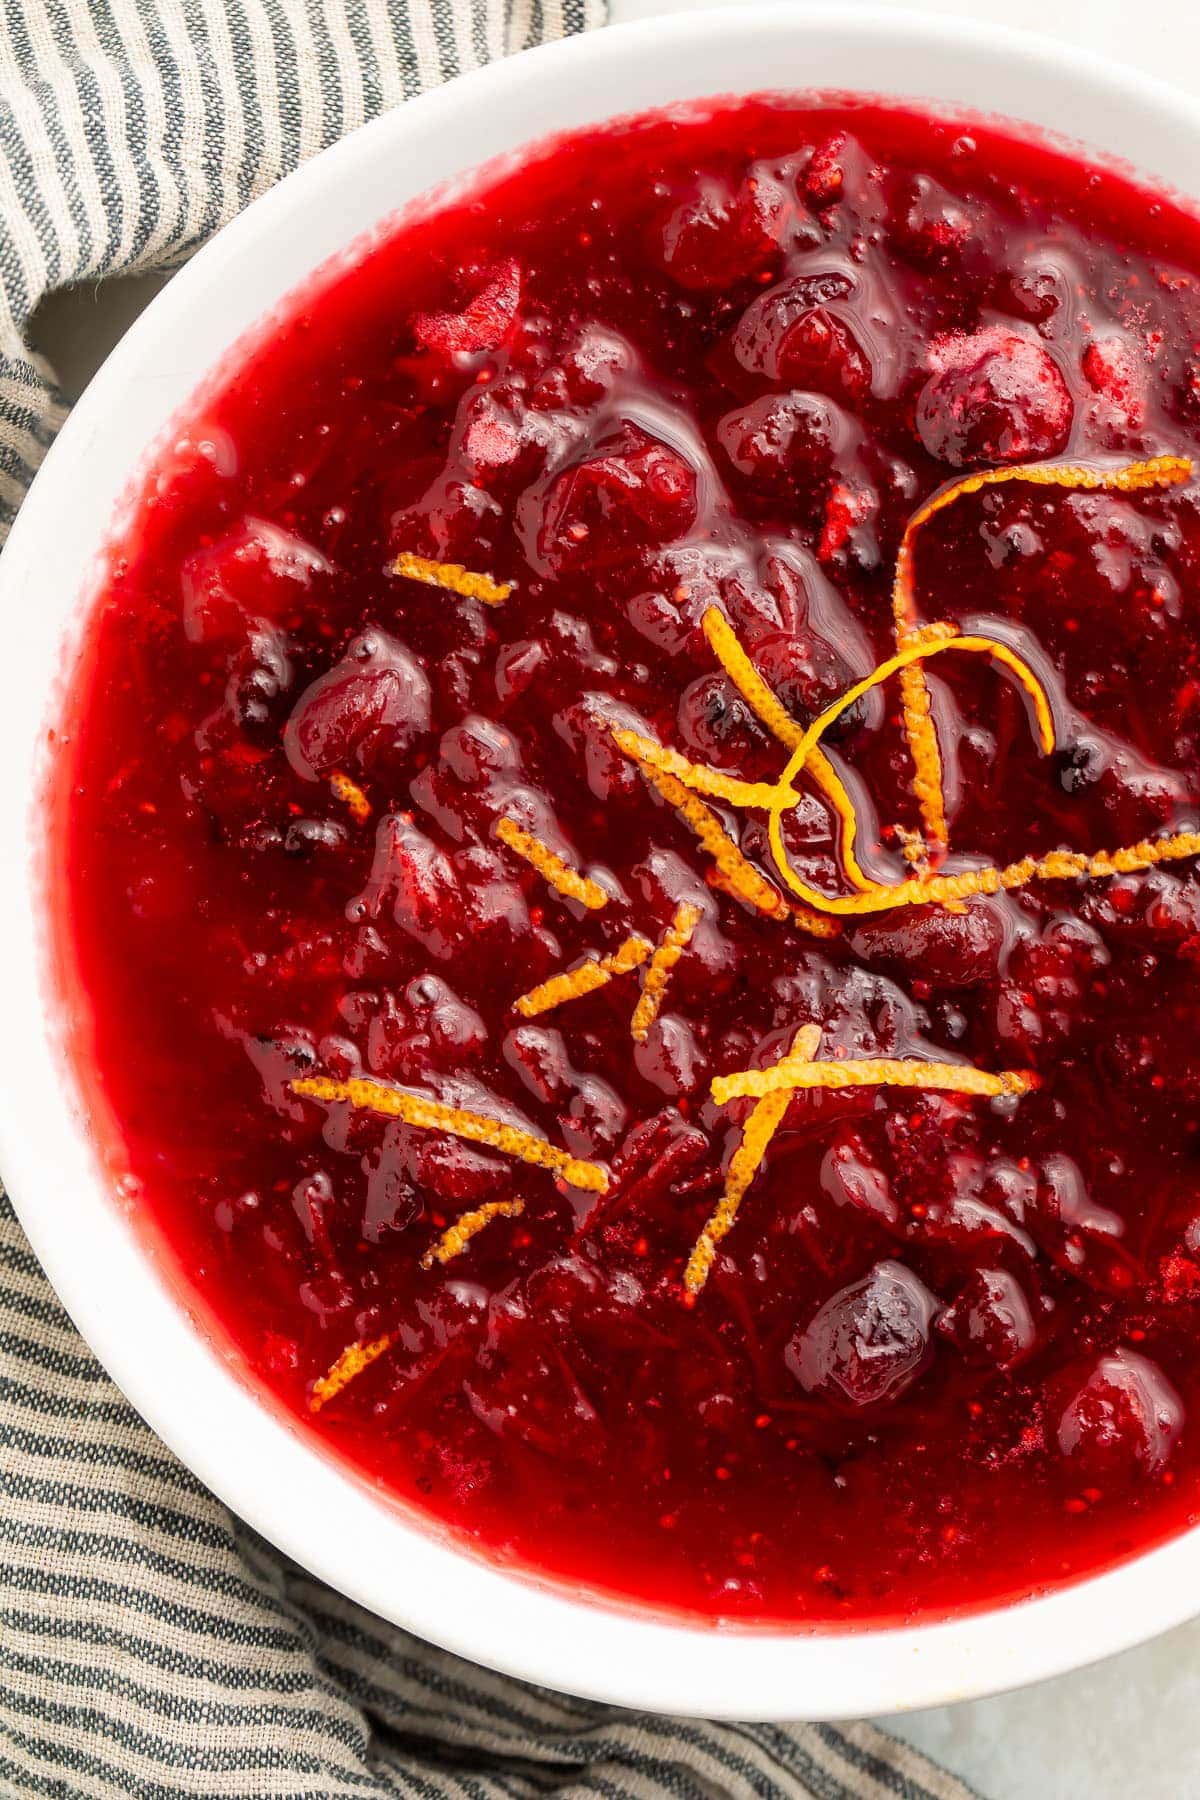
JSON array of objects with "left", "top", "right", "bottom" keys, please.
[{"left": 56, "top": 98, "right": 1200, "bottom": 1624}]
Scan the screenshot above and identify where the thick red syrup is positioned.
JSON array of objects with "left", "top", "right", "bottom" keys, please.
[{"left": 56, "top": 99, "right": 1200, "bottom": 1623}]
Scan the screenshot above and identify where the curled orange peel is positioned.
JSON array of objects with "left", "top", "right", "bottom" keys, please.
[
  {"left": 291, "top": 1074, "right": 607, "bottom": 1193},
  {"left": 765, "top": 631, "right": 1055, "bottom": 905},
  {"left": 393, "top": 551, "right": 511, "bottom": 606},
  {"left": 684, "top": 1024, "right": 820, "bottom": 1296},
  {"left": 891, "top": 454, "right": 1192, "bottom": 859},
  {"left": 496, "top": 816, "right": 608, "bottom": 910},
  {"left": 310, "top": 1333, "right": 393, "bottom": 1413},
  {"left": 630, "top": 902, "right": 701, "bottom": 1043},
  {"left": 701, "top": 605, "right": 872, "bottom": 890},
  {"left": 421, "top": 1198, "right": 525, "bottom": 1268}
]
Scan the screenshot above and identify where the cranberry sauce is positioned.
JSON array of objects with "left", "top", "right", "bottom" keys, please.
[{"left": 58, "top": 99, "right": 1200, "bottom": 1623}]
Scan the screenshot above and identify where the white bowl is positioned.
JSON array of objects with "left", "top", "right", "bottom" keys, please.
[{"left": 4, "top": 2, "right": 1200, "bottom": 1723}]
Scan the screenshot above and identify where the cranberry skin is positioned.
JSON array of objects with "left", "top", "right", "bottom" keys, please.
[
  {"left": 916, "top": 327, "right": 1073, "bottom": 467},
  {"left": 522, "top": 423, "right": 698, "bottom": 574},
  {"left": 716, "top": 391, "right": 840, "bottom": 491},
  {"left": 731, "top": 273, "right": 871, "bottom": 401},
  {"left": 1055, "top": 1349, "right": 1184, "bottom": 1482},
  {"left": 937, "top": 1269, "right": 1037, "bottom": 1370},
  {"left": 284, "top": 629, "right": 432, "bottom": 781},
  {"left": 848, "top": 900, "right": 1006, "bottom": 992},
  {"left": 413, "top": 257, "right": 522, "bottom": 357},
  {"left": 787, "top": 1260, "right": 939, "bottom": 1411}
]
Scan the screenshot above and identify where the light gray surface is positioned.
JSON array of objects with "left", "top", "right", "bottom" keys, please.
[{"left": 27, "top": 4, "right": 1200, "bottom": 1794}]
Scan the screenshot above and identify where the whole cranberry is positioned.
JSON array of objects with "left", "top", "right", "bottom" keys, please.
[
  {"left": 916, "top": 327, "right": 1073, "bottom": 466},
  {"left": 848, "top": 899, "right": 1007, "bottom": 991},
  {"left": 716, "top": 390, "right": 841, "bottom": 491},
  {"left": 787, "top": 1260, "right": 939, "bottom": 1410}
]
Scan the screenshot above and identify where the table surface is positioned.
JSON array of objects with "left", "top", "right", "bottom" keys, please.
[{"left": 29, "top": 3, "right": 1200, "bottom": 1794}]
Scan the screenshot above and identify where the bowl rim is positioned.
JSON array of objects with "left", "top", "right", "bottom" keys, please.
[{"left": 5, "top": 1, "right": 1200, "bottom": 1722}]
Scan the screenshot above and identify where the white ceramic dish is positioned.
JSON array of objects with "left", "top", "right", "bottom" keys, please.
[{"left": 4, "top": 3, "right": 1200, "bottom": 1723}]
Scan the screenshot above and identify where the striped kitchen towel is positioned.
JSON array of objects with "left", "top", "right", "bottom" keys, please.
[{"left": 0, "top": 5, "right": 978, "bottom": 1797}]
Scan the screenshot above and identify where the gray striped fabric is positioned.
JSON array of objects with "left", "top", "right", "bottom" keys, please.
[{"left": 0, "top": 6, "right": 980, "bottom": 1796}]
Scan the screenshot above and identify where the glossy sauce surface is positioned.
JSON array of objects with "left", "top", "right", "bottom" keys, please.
[{"left": 58, "top": 99, "right": 1200, "bottom": 1622}]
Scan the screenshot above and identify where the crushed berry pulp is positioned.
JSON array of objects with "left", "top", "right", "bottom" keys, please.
[{"left": 57, "top": 97, "right": 1200, "bottom": 1624}]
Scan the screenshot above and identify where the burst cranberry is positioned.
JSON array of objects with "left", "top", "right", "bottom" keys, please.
[
  {"left": 653, "top": 171, "right": 786, "bottom": 291},
  {"left": 820, "top": 1130, "right": 899, "bottom": 1227},
  {"left": 1082, "top": 334, "right": 1146, "bottom": 435},
  {"left": 889, "top": 174, "right": 978, "bottom": 270},
  {"left": 937, "top": 1269, "right": 1036, "bottom": 1369},
  {"left": 751, "top": 628, "right": 860, "bottom": 727},
  {"left": 730, "top": 272, "right": 871, "bottom": 400},
  {"left": 916, "top": 326, "right": 1073, "bottom": 466},
  {"left": 521, "top": 423, "right": 698, "bottom": 573},
  {"left": 1056, "top": 1349, "right": 1184, "bottom": 1482},
  {"left": 181, "top": 518, "right": 330, "bottom": 642},
  {"left": 284, "top": 630, "right": 432, "bottom": 781},
  {"left": 357, "top": 816, "right": 463, "bottom": 959},
  {"left": 413, "top": 257, "right": 522, "bottom": 357},
  {"left": 675, "top": 672, "right": 761, "bottom": 767}
]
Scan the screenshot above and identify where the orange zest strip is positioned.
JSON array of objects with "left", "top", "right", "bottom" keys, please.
[
  {"left": 291, "top": 1075, "right": 608, "bottom": 1193},
  {"left": 891, "top": 455, "right": 1192, "bottom": 859},
  {"left": 310, "top": 1333, "right": 393, "bottom": 1413},
  {"left": 421, "top": 1198, "right": 525, "bottom": 1269},
  {"left": 496, "top": 816, "right": 608, "bottom": 910},
  {"left": 765, "top": 827, "right": 1200, "bottom": 918},
  {"left": 712, "top": 1055, "right": 1036, "bottom": 1107},
  {"left": 635, "top": 760, "right": 838, "bottom": 939},
  {"left": 767, "top": 631, "right": 1055, "bottom": 904},
  {"left": 330, "top": 769, "right": 371, "bottom": 824},
  {"left": 630, "top": 902, "right": 702, "bottom": 1043},
  {"left": 512, "top": 934, "right": 653, "bottom": 1019},
  {"left": 684, "top": 1024, "right": 821, "bottom": 1296},
  {"left": 895, "top": 655, "right": 948, "bottom": 863},
  {"left": 393, "top": 551, "right": 511, "bottom": 607},
  {"left": 701, "top": 605, "right": 872, "bottom": 891},
  {"left": 701, "top": 606, "right": 804, "bottom": 750},
  {"left": 611, "top": 725, "right": 781, "bottom": 809}
]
